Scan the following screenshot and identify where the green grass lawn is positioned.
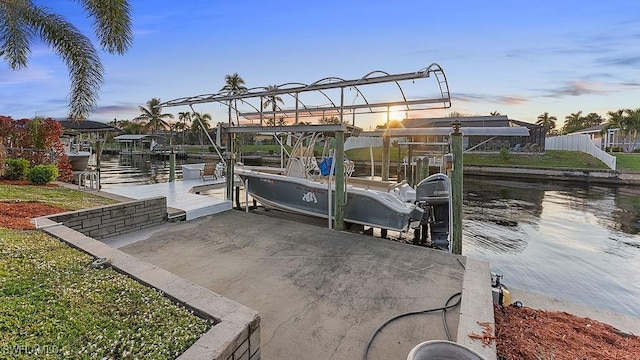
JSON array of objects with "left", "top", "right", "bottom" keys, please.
[
  {"left": 0, "top": 185, "right": 212, "bottom": 359},
  {"left": 613, "top": 153, "right": 640, "bottom": 171},
  {"left": 346, "top": 148, "right": 614, "bottom": 170},
  {"left": 0, "top": 184, "right": 118, "bottom": 210},
  {"left": 463, "top": 150, "right": 610, "bottom": 169}
]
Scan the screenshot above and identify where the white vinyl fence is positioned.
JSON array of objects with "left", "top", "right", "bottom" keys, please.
[{"left": 545, "top": 134, "right": 616, "bottom": 170}]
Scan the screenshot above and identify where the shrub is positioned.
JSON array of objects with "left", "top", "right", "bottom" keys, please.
[
  {"left": 28, "top": 164, "right": 59, "bottom": 185},
  {"left": 500, "top": 147, "right": 511, "bottom": 161},
  {"left": 0, "top": 143, "right": 6, "bottom": 177},
  {"left": 4, "top": 158, "right": 30, "bottom": 180}
]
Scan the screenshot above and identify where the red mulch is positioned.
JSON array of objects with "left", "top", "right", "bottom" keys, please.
[
  {"left": 0, "top": 179, "right": 58, "bottom": 187},
  {"left": 0, "top": 180, "right": 65, "bottom": 229},
  {"left": 0, "top": 201, "right": 67, "bottom": 229},
  {"left": 494, "top": 305, "right": 640, "bottom": 360}
]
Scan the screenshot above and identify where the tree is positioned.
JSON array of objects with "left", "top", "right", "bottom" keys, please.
[
  {"left": 178, "top": 111, "right": 192, "bottom": 145},
  {"left": 107, "top": 118, "right": 123, "bottom": 129},
  {"left": 561, "top": 111, "right": 584, "bottom": 134},
  {"left": 604, "top": 108, "right": 640, "bottom": 153},
  {"left": 191, "top": 112, "right": 212, "bottom": 146},
  {"left": 220, "top": 73, "right": 247, "bottom": 125},
  {"left": 624, "top": 108, "right": 640, "bottom": 153},
  {"left": 583, "top": 112, "right": 604, "bottom": 128},
  {"left": 536, "top": 112, "right": 557, "bottom": 135},
  {"left": 118, "top": 119, "right": 144, "bottom": 134},
  {"left": 0, "top": 1, "right": 132, "bottom": 119},
  {"left": 263, "top": 85, "right": 284, "bottom": 126},
  {"left": 376, "top": 120, "right": 403, "bottom": 129},
  {"left": 134, "top": 98, "right": 174, "bottom": 135},
  {"left": 266, "top": 116, "right": 287, "bottom": 127},
  {"left": 318, "top": 116, "right": 342, "bottom": 124}
]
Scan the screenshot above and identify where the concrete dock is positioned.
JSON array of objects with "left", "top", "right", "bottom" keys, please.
[{"left": 110, "top": 210, "right": 480, "bottom": 360}]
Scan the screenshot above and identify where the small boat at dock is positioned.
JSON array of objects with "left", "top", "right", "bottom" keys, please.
[{"left": 235, "top": 131, "right": 453, "bottom": 249}]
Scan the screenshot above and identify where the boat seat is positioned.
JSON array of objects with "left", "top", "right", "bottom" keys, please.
[{"left": 200, "top": 163, "right": 217, "bottom": 180}]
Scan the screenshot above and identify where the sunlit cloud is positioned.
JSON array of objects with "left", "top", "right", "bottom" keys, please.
[
  {"left": 455, "top": 92, "right": 527, "bottom": 105},
  {"left": 93, "top": 104, "right": 140, "bottom": 117},
  {"left": 544, "top": 81, "right": 607, "bottom": 97}
]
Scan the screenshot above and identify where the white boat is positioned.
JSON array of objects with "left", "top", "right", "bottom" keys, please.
[
  {"left": 235, "top": 131, "right": 452, "bottom": 247},
  {"left": 61, "top": 136, "right": 91, "bottom": 171}
]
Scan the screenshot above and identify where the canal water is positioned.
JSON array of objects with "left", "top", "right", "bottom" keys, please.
[{"left": 96, "top": 155, "right": 640, "bottom": 317}]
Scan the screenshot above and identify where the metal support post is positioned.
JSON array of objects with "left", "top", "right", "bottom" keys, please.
[
  {"left": 334, "top": 129, "right": 345, "bottom": 231},
  {"left": 451, "top": 121, "right": 463, "bottom": 255},
  {"left": 226, "top": 134, "right": 235, "bottom": 201},
  {"left": 169, "top": 150, "right": 176, "bottom": 182}
]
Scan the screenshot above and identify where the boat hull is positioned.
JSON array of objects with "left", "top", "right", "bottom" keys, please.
[
  {"left": 237, "top": 169, "right": 421, "bottom": 231},
  {"left": 66, "top": 151, "right": 91, "bottom": 171}
]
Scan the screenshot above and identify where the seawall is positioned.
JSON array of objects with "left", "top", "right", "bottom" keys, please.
[{"left": 464, "top": 165, "right": 640, "bottom": 185}]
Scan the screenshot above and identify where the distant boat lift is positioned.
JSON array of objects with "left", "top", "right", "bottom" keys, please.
[{"left": 158, "top": 64, "right": 452, "bottom": 230}]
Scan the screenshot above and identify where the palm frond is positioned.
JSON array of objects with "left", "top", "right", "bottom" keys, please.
[
  {"left": 27, "top": 4, "right": 103, "bottom": 119},
  {"left": 80, "top": 0, "right": 132, "bottom": 54},
  {"left": 0, "top": 1, "right": 32, "bottom": 69}
]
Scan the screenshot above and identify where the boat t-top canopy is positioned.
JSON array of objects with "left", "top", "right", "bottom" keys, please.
[
  {"left": 362, "top": 126, "right": 530, "bottom": 137},
  {"left": 158, "top": 63, "right": 451, "bottom": 125}
]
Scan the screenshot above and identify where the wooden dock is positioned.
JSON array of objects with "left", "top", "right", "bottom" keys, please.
[{"left": 102, "top": 179, "right": 231, "bottom": 221}]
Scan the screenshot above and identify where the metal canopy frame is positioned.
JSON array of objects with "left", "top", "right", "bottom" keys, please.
[
  {"left": 159, "top": 63, "right": 451, "bottom": 125},
  {"left": 362, "top": 126, "right": 530, "bottom": 137}
]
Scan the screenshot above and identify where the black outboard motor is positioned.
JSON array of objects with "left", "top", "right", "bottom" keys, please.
[{"left": 415, "top": 173, "right": 451, "bottom": 251}]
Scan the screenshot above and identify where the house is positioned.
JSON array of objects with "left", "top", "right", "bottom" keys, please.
[{"left": 569, "top": 124, "right": 629, "bottom": 151}]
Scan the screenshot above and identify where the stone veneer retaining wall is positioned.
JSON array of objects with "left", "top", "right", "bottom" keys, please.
[
  {"left": 43, "top": 197, "right": 167, "bottom": 240},
  {"left": 34, "top": 216, "right": 261, "bottom": 360}
]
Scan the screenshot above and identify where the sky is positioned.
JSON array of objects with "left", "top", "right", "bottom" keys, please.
[{"left": 2, "top": 0, "right": 640, "bottom": 130}]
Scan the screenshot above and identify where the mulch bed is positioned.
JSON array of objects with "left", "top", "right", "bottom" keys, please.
[
  {"left": 494, "top": 305, "right": 640, "bottom": 360},
  {"left": 0, "top": 201, "right": 67, "bottom": 229},
  {"left": 0, "top": 180, "right": 65, "bottom": 229},
  {"left": 0, "top": 179, "right": 57, "bottom": 187}
]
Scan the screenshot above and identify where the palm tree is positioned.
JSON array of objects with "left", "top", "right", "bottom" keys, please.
[
  {"left": 134, "top": 98, "right": 174, "bottom": 135},
  {"left": 262, "top": 85, "right": 284, "bottom": 126},
  {"left": 603, "top": 110, "right": 627, "bottom": 152},
  {"left": 191, "top": 112, "right": 212, "bottom": 146},
  {"left": 319, "top": 116, "right": 341, "bottom": 124},
  {"left": 624, "top": 108, "right": 640, "bottom": 153},
  {"left": 220, "top": 73, "right": 247, "bottom": 125},
  {"left": 536, "top": 112, "right": 557, "bottom": 135},
  {"left": 0, "top": 1, "right": 132, "bottom": 119},
  {"left": 119, "top": 119, "right": 144, "bottom": 134},
  {"left": 562, "top": 111, "right": 584, "bottom": 134},
  {"left": 178, "top": 111, "right": 192, "bottom": 145}
]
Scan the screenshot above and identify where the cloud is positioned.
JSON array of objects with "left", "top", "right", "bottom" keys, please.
[
  {"left": 454, "top": 92, "right": 527, "bottom": 105},
  {"left": 93, "top": 104, "right": 139, "bottom": 116},
  {"left": 0, "top": 67, "right": 53, "bottom": 85},
  {"left": 544, "top": 81, "right": 606, "bottom": 97},
  {"left": 596, "top": 55, "right": 640, "bottom": 67},
  {"left": 541, "top": 80, "right": 640, "bottom": 99}
]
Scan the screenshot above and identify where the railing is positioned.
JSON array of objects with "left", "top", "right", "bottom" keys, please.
[{"left": 545, "top": 134, "right": 616, "bottom": 170}]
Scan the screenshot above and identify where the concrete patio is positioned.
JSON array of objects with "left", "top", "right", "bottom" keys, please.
[{"left": 108, "top": 210, "right": 488, "bottom": 359}]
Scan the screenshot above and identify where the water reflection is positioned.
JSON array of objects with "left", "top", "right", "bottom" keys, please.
[
  {"left": 97, "top": 154, "right": 191, "bottom": 188},
  {"left": 464, "top": 177, "right": 640, "bottom": 317}
]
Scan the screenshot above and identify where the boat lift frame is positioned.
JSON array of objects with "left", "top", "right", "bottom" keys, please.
[{"left": 159, "top": 63, "right": 451, "bottom": 231}]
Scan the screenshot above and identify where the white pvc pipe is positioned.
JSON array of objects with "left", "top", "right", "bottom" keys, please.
[
  {"left": 369, "top": 144, "right": 374, "bottom": 179},
  {"left": 244, "top": 178, "right": 249, "bottom": 213}
]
